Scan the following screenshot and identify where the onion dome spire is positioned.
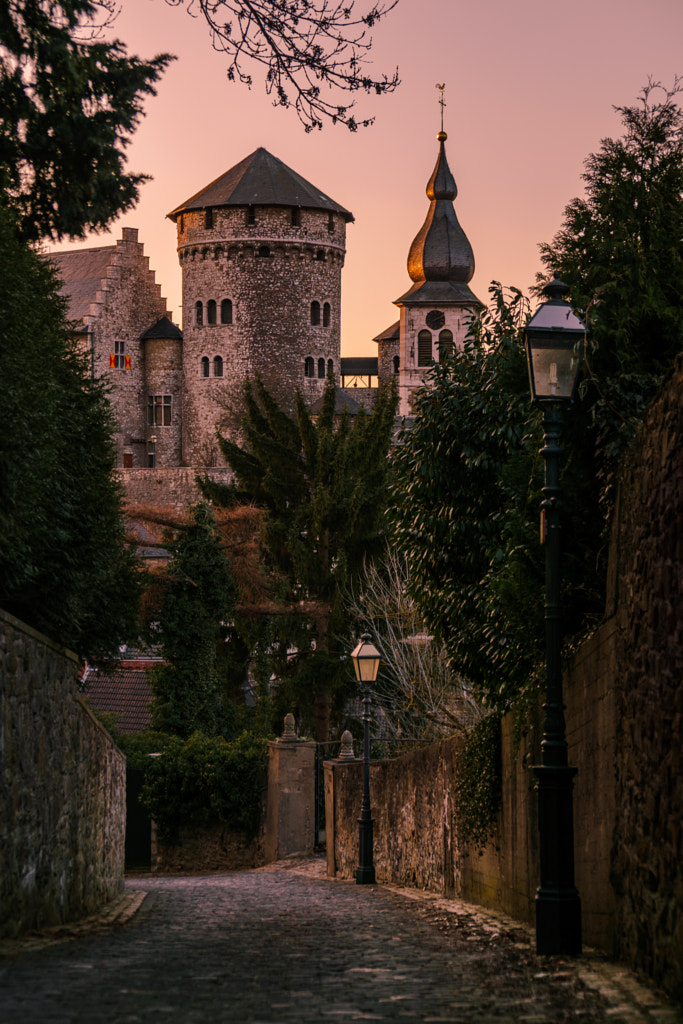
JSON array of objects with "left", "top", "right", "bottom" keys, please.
[{"left": 406, "top": 130, "right": 475, "bottom": 287}]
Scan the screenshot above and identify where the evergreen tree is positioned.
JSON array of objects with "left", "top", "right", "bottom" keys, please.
[
  {"left": 0, "top": 0, "right": 172, "bottom": 242},
  {"left": 0, "top": 199, "right": 141, "bottom": 657},
  {"left": 150, "top": 502, "right": 241, "bottom": 739},
  {"left": 201, "top": 371, "right": 398, "bottom": 740},
  {"left": 393, "top": 83, "right": 683, "bottom": 710}
]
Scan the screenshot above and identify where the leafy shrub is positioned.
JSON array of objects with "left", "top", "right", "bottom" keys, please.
[{"left": 141, "top": 731, "right": 268, "bottom": 843}]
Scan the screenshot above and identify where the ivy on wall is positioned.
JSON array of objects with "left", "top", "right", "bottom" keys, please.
[{"left": 454, "top": 714, "right": 502, "bottom": 851}]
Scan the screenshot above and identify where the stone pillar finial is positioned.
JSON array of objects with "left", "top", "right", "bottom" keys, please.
[
  {"left": 338, "top": 729, "right": 356, "bottom": 760},
  {"left": 281, "top": 713, "right": 298, "bottom": 742}
]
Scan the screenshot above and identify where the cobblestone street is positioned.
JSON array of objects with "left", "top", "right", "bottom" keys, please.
[{"left": 0, "top": 858, "right": 679, "bottom": 1023}]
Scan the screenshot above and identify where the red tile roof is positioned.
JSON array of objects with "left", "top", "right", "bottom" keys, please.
[{"left": 81, "top": 666, "right": 154, "bottom": 734}]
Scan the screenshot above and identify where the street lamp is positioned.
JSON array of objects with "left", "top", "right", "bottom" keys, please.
[
  {"left": 350, "top": 633, "right": 380, "bottom": 885},
  {"left": 524, "top": 273, "right": 585, "bottom": 956}
]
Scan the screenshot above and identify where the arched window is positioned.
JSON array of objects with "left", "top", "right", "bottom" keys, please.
[
  {"left": 318, "top": 358, "right": 325, "bottom": 379},
  {"left": 417, "top": 329, "right": 432, "bottom": 367},
  {"left": 316, "top": 249, "right": 326, "bottom": 262},
  {"left": 213, "top": 356, "right": 223, "bottom": 378},
  {"left": 201, "top": 357, "right": 210, "bottom": 378},
  {"left": 310, "top": 301, "right": 321, "bottom": 326},
  {"left": 195, "top": 301, "right": 203, "bottom": 326},
  {"left": 257, "top": 245, "right": 271, "bottom": 258},
  {"left": 323, "top": 302, "right": 331, "bottom": 327},
  {"left": 221, "top": 299, "right": 233, "bottom": 325},
  {"left": 393, "top": 355, "right": 400, "bottom": 375},
  {"left": 304, "top": 357, "right": 314, "bottom": 378},
  {"left": 438, "top": 329, "right": 454, "bottom": 361},
  {"left": 327, "top": 359, "right": 334, "bottom": 376},
  {"left": 207, "top": 299, "right": 217, "bottom": 325}
]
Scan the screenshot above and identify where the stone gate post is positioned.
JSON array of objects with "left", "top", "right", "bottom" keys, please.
[{"left": 264, "top": 714, "right": 317, "bottom": 862}]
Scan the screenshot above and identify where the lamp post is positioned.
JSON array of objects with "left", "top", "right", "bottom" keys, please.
[
  {"left": 350, "top": 633, "right": 380, "bottom": 885},
  {"left": 524, "top": 273, "right": 585, "bottom": 956}
]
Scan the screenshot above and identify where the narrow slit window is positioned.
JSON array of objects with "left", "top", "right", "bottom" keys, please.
[
  {"left": 323, "top": 302, "right": 331, "bottom": 327},
  {"left": 195, "top": 301, "right": 203, "bottom": 326}
]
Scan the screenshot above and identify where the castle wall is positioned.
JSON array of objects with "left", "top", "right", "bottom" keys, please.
[
  {"left": 177, "top": 206, "right": 345, "bottom": 465},
  {"left": 85, "top": 228, "right": 169, "bottom": 467}
]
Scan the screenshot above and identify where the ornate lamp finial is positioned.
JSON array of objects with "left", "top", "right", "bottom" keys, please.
[{"left": 436, "top": 83, "right": 447, "bottom": 140}]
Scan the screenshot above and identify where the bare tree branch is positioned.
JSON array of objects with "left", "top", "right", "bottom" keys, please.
[{"left": 166, "top": 0, "right": 400, "bottom": 129}]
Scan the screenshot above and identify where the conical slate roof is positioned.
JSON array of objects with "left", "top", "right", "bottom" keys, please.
[
  {"left": 167, "top": 147, "right": 354, "bottom": 222},
  {"left": 396, "top": 132, "right": 479, "bottom": 306},
  {"left": 140, "top": 316, "right": 183, "bottom": 340}
]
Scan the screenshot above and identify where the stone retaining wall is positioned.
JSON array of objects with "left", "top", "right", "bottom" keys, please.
[
  {"left": 120, "top": 465, "right": 233, "bottom": 512},
  {"left": 0, "top": 609, "right": 126, "bottom": 939},
  {"left": 327, "top": 356, "right": 683, "bottom": 1001}
]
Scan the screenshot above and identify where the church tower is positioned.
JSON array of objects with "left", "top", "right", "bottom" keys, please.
[
  {"left": 393, "top": 116, "right": 480, "bottom": 417},
  {"left": 168, "top": 148, "right": 353, "bottom": 466}
]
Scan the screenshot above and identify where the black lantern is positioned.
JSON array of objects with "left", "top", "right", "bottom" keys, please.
[
  {"left": 524, "top": 274, "right": 585, "bottom": 403},
  {"left": 351, "top": 633, "right": 380, "bottom": 885},
  {"left": 524, "top": 273, "right": 584, "bottom": 956}
]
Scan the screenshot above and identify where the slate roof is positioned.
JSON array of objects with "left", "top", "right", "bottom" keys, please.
[
  {"left": 340, "top": 357, "right": 379, "bottom": 376},
  {"left": 50, "top": 245, "right": 117, "bottom": 322},
  {"left": 168, "top": 147, "right": 354, "bottom": 222},
  {"left": 81, "top": 666, "right": 154, "bottom": 734},
  {"left": 373, "top": 321, "right": 400, "bottom": 344},
  {"left": 140, "top": 316, "right": 183, "bottom": 341}
]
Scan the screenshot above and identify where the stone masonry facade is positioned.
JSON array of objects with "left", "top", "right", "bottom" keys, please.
[
  {"left": 177, "top": 204, "right": 344, "bottom": 466},
  {"left": 0, "top": 609, "right": 126, "bottom": 939}
]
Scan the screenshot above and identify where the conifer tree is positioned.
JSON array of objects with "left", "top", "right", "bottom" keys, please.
[
  {"left": 150, "top": 502, "right": 241, "bottom": 739},
  {"left": 201, "top": 372, "right": 398, "bottom": 740},
  {"left": 0, "top": 198, "right": 141, "bottom": 657}
]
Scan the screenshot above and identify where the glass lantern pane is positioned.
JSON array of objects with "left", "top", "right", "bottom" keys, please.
[{"left": 529, "top": 343, "right": 581, "bottom": 399}]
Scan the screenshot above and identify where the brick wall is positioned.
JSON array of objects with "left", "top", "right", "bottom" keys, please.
[{"left": 0, "top": 609, "right": 125, "bottom": 939}]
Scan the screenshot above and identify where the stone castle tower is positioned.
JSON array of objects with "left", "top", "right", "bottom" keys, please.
[
  {"left": 376, "top": 129, "right": 480, "bottom": 417},
  {"left": 167, "top": 147, "right": 354, "bottom": 465}
]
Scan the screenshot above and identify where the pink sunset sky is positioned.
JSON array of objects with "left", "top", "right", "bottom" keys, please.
[{"left": 49, "top": 0, "right": 683, "bottom": 356}]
